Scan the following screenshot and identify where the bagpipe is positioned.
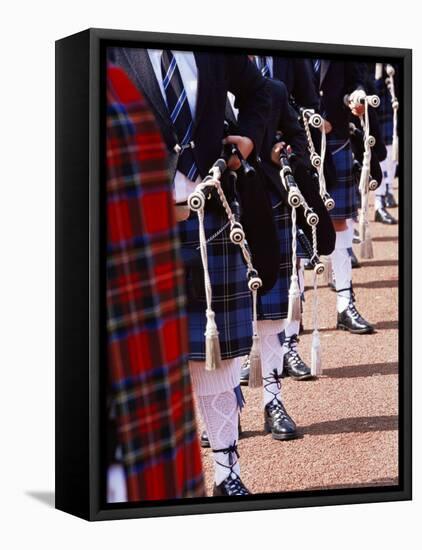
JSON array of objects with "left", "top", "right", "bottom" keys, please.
[
  {"left": 344, "top": 91, "right": 380, "bottom": 259},
  {"left": 187, "top": 132, "right": 279, "bottom": 383},
  {"left": 274, "top": 140, "right": 330, "bottom": 376},
  {"left": 385, "top": 64, "right": 399, "bottom": 162},
  {"left": 349, "top": 122, "right": 383, "bottom": 191},
  {"left": 300, "top": 108, "right": 336, "bottom": 212}
]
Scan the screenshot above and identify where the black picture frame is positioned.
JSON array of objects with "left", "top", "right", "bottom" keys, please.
[{"left": 55, "top": 27, "right": 412, "bottom": 521}]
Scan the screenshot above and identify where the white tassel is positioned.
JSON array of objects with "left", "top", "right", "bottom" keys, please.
[
  {"left": 310, "top": 226, "right": 322, "bottom": 376},
  {"left": 248, "top": 288, "right": 262, "bottom": 388},
  {"left": 359, "top": 206, "right": 374, "bottom": 259},
  {"left": 360, "top": 232, "right": 374, "bottom": 259},
  {"left": 197, "top": 207, "right": 222, "bottom": 371},
  {"left": 287, "top": 274, "right": 302, "bottom": 323},
  {"left": 322, "top": 256, "right": 333, "bottom": 286},
  {"left": 311, "top": 329, "right": 322, "bottom": 376},
  {"left": 392, "top": 135, "right": 399, "bottom": 163},
  {"left": 248, "top": 335, "right": 262, "bottom": 388},
  {"left": 205, "top": 309, "right": 222, "bottom": 371}
]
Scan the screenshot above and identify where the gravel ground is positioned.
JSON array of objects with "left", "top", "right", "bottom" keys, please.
[{"left": 198, "top": 190, "right": 399, "bottom": 495}]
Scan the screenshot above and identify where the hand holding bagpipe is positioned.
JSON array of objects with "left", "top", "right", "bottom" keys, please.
[
  {"left": 222, "top": 121, "right": 256, "bottom": 177},
  {"left": 272, "top": 137, "right": 319, "bottom": 226},
  {"left": 344, "top": 89, "right": 380, "bottom": 115},
  {"left": 187, "top": 132, "right": 255, "bottom": 212}
]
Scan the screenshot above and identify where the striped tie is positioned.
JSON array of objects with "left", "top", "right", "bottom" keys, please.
[
  {"left": 161, "top": 50, "right": 199, "bottom": 181},
  {"left": 313, "top": 59, "right": 321, "bottom": 76},
  {"left": 258, "top": 56, "right": 270, "bottom": 78}
]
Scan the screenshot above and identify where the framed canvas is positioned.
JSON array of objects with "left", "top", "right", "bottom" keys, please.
[{"left": 55, "top": 28, "right": 412, "bottom": 521}]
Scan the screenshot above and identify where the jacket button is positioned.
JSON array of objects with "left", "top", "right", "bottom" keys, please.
[{"left": 319, "top": 90, "right": 324, "bottom": 97}]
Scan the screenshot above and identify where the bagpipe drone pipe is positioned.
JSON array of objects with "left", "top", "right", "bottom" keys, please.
[
  {"left": 272, "top": 134, "right": 336, "bottom": 257},
  {"left": 298, "top": 107, "right": 338, "bottom": 194},
  {"left": 273, "top": 139, "right": 333, "bottom": 376},
  {"left": 349, "top": 107, "right": 387, "bottom": 191}
]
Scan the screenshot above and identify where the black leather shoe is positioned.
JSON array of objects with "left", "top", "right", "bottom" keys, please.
[
  {"left": 384, "top": 192, "right": 398, "bottom": 208},
  {"left": 375, "top": 207, "right": 397, "bottom": 225},
  {"left": 353, "top": 229, "right": 361, "bottom": 244},
  {"left": 348, "top": 248, "right": 361, "bottom": 269},
  {"left": 283, "top": 335, "right": 313, "bottom": 381},
  {"left": 337, "top": 302, "right": 374, "bottom": 334},
  {"left": 264, "top": 399, "right": 298, "bottom": 440},
  {"left": 213, "top": 472, "right": 251, "bottom": 496},
  {"left": 200, "top": 430, "right": 210, "bottom": 448},
  {"left": 240, "top": 358, "right": 250, "bottom": 385},
  {"left": 212, "top": 443, "right": 251, "bottom": 496}
]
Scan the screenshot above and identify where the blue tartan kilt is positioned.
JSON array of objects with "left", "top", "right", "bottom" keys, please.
[
  {"left": 258, "top": 191, "right": 292, "bottom": 320},
  {"left": 327, "top": 135, "right": 359, "bottom": 220},
  {"left": 375, "top": 80, "right": 394, "bottom": 145},
  {"left": 177, "top": 207, "right": 253, "bottom": 361}
]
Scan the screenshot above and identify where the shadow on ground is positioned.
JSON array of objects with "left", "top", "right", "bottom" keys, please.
[
  {"left": 353, "top": 279, "right": 398, "bottom": 289},
  {"left": 325, "top": 361, "right": 398, "bottom": 379},
  {"left": 301, "top": 477, "right": 399, "bottom": 491},
  {"left": 361, "top": 259, "right": 398, "bottom": 268},
  {"left": 372, "top": 236, "right": 398, "bottom": 243},
  {"left": 301, "top": 415, "right": 398, "bottom": 436}
]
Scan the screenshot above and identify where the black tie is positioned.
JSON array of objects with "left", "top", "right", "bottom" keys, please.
[{"left": 161, "top": 50, "right": 199, "bottom": 181}]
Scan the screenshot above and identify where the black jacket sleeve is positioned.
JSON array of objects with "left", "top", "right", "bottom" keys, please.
[
  {"left": 276, "top": 82, "right": 308, "bottom": 159},
  {"left": 226, "top": 55, "right": 271, "bottom": 155},
  {"left": 345, "top": 62, "right": 366, "bottom": 94},
  {"left": 292, "top": 59, "right": 320, "bottom": 110}
]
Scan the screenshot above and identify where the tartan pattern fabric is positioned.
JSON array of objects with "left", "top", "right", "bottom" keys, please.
[
  {"left": 374, "top": 77, "right": 394, "bottom": 145},
  {"left": 106, "top": 63, "right": 204, "bottom": 501},
  {"left": 258, "top": 191, "right": 292, "bottom": 320},
  {"left": 326, "top": 135, "right": 359, "bottom": 219},
  {"left": 177, "top": 208, "right": 253, "bottom": 360}
]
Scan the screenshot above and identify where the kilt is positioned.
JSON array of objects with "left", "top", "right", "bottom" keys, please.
[
  {"left": 374, "top": 79, "right": 393, "bottom": 145},
  {"left": 327, "top": 134, "right": 359, "bottom": 220},
  {"left": 258, "top": 191, "right": 292, "bottom": 320},
  {"left": 178, "top": 207, "right": 253, "bottom": 361},
  {"left": 106, "top": 64, "right": 204, "bottom": 501}
]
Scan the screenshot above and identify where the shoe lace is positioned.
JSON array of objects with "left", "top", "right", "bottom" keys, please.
[
  {"left": 284, "top": 334, "right": 303, "bottom": 368},
  {"left": 224, "top": 474, "right": 249, "bottom": 496},
  {"left": 262, "top": 368, "right": 283, "bottom": 402},
  {"left": 212, "top": 442, "right": 249, "bottom": 496}
]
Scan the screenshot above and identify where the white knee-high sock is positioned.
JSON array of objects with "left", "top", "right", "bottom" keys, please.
[
  {"left": 331, "top": 229, "right": 352, "bottom": 313},
  {"left": 376, "top": 175, "right": 387, "bottom": 210},
  {"left": 190, "top": 359, "right": 241, "bottom": 485},
  {"left": 197, "top": 391, "right": 240, "bottom": 485},
  {"left": 285, "top": 320, "right": 300, "bottom": 339},
  {"left": 257, "top": 320, "right": 288, "bottom": 407},
  {"left": 385, "top": 144, "right": 397, "bottom": 192},
  {"left": 346, "top": 218, "right": 355, "bottom": 245}
]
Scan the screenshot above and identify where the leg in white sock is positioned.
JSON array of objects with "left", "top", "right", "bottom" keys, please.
[
  {"left": 189, "top": 359, "right": 241, "bottom": 486},
  {"left": 256, "top": 320, "right": 287, "bottom": 404},
  {"left": 331, "top": 229, "right": 352, "bottom": 313}
]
